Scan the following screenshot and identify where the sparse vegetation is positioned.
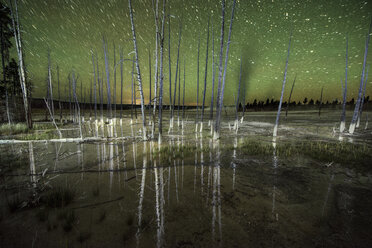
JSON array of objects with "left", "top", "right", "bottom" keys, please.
[
  {"left": 97, "top": 209, "right": 106, "bottom": 223},
  {"left": 0, "top": 123, "right": 28, "bottom": 135},
  {"left": 6, "top": 193, "right": 22, "bottom": 213},
  {"left": 43, "top": 186, "right": 75, "bottom": 208},
  {"left": 239, "top": 138, "right": 372, "bottom": 170}
]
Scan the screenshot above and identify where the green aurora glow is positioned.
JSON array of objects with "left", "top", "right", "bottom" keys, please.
[{"left": 8, "top": 0, "right": 372, "bottom": 104}]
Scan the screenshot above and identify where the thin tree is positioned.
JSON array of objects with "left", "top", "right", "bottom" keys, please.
[
  {"left": 340, "top": 35, "right": 348, "bottom": 133},
  {"left": 349, "top": 19, "right": 371, "bottom": 134},
  {"left": 113, "top": 42, "right": 117, "bottom": 123},
  {"left": 234, "top": 57, "right": 242, "bottom": 133},
  {"left": 72, "top": 72, "right": 83, "bottom": 139},
  {"left": 128, "top": 0, "right": 148, "bottom": 140},
  {"left": 103, "top": 36, "right": 112, "bottom": 123},
  {"left": 9, "top": 0, "right": 32, "bottom": 128},
  {"left": 318, "top": 86, "right": 323, "bottom": 117},
  {"left": 68, "top": 74, "right": 72, "bottom": 121},
  {"left": 149, "top": 50, "right": 152, "bottom": 123},
  {"left": 92, "top": 52, "right": 99, "bottom": 135},
  {"left": 182, "top": 58, "right": 185, "bottom": 127},
  {"left": 170, "top": 18, "right": 182, "bottom": 131},
  {"left": 57, "top": 65, "right": 62, "bottom": 122},
  {"left": 196, "top": 36, "right": 200, "bottom": 131},
  {"left": 177, "top": 57, "right": 181, "bottom": 126},
  {"left": 273, "top": 31, "right": 292, "bottom": 138},
  {"left": 152, "top": 0, "right": 159, "bottom": 119},
  {"left": 47, "top": 50, "right": 55, "bottom": 118},
  {"left": 200, "top": 19, "right": 210, "bottom": 132},
  {"left": 158, "top": 0, "right": 166, "bottom": 144},
  {"left": 131, "top": 57, "right": 134, "bottom": 122},
  {"left": 285, "top": 74, "right": 296, "bottom": 118},
  {"left": 209, "top": 23, "right": 216, "bottom": 124},
  {"left": 120, "top": 47, "right": 124, "bottom": 120},
  {"left": 214, "top": 0, "right": 237, "bottom": 140},
  {"left": 240, "top": 83, "right": 246, "bottom": 123},
  {"left": 357, "top": 65, "right": 369, "bottom": 128},
  {"left": 168, "top": 13, "right": 172, "bottom": 114},
  {"left": 97, "top": 54, "right": 104, "bottom": 133}
]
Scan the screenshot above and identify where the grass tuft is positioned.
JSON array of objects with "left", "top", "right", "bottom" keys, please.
[{"left": 44, "top": 186, "right": 75, "bottom": 208}]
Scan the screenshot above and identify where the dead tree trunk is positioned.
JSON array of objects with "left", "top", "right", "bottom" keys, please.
[
  {"left": 357, "top": 65, "right": 369, "bottom": 128},
  {"left": 103, "top": 36, "right": 112, "bottom": 121},
  {"left": 285, "top": 75, "right": 296, "bottom": 118},
  {"left": 196, "top": 36, "right": 200, "bottom": 129},
  {"left": 47, "top": 50, "right": 55, "bottom": 118},
  {"left": 182, "top": 59, "right": 185, "bottom": 124},
  {"left": 210, "top": 23, "right": 215, "bottom": 122},
  {"left": 120, "top": 47, "right": 124, "bottom": 120},
  {"left": 158, "top": 0, "right": 166, "bottom": 143},
  {"left": 57, "top": 65, "right": 62, "bottom": 122},
  {"left": 149, "top": 50, "right": 152, "bottom": 122},
  {"left": 200, "top": 19, "right": 210, "bottom": 132},
  {"left": 168, "top": 14, "right": 172, "bottom": 117},
  {"left": 340, "top": 35, "right": 348, "bottom": 133},
  {"left": 128, "top": 0, "right": 148, "bottom": 139},
  {"left": 349, "top": 19, "right": 371, "bottom": 134},
  {"left": 234, "top": 57, "right": 242, "bottom": 132},
  {"left": 9, "top": 0, "right": 32, "bottom": 128},
  {"left": 171, "top": 19, "right": 182, "bottom": 131},
  {"left": 214, "top": 0, "right": 236, "bottom": 140},
  {"left": 72, "top": 72, "right": 83, "bottom": 138},
  {"left": 318, "top": 86, "right": 323, "bottom": 117},
  {"left": 152, "top": 0, "right": 159, "bottom": 118},
  {"left": 273, "top": 32, "right": 292, "bottom": 138}
]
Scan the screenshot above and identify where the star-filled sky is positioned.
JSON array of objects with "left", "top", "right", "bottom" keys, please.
[{"left": 7, "top": 0, "right": 372, "bottom": 105}]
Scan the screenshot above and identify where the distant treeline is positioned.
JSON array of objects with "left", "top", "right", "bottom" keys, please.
[
  {"left": 27, "top": 95, "right": 371, "bottom": 112},
  {"left": 238, "top": 96, "right": 371, "bottom": 112}
]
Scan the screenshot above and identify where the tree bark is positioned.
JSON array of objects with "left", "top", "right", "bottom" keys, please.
[
  {"left": 273, "top": 32, "right": 292, "bottom": 138},
  {"left": 128, "top": 0, "right": 148, "bottom": 140}
]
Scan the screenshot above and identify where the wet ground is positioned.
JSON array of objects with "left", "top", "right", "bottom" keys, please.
[{"left": 1, "top": 109, "right": 372, "bottom": 247}]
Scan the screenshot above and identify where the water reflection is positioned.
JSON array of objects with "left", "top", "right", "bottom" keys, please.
[
  {"left": 29, "top": 142, "right": 36, "bottom": 188},
  {"left": 272, "top": 137, "right": 278, "bottom": 221},
  {"left": 136, "top": 142, "right": 147, "bottom": 247},
  {"left": 212, "top": 140, "right": 222, "bottom": 243}
]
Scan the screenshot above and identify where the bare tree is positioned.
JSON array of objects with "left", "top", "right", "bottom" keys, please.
[
  {"left": 273, "top": 32, "right": 292, "bottom": 138},
  {"left": 209, "top": 23, "right": 216, "bottom": 123},
  {"left": 349, "top": 19, "right": 371, "bottom": 134},
  {"left": 9, "top": 0, "right": 32, "bottom": 128},
  {"left": 340, "top": 35, "right": 348, "bottom": 133},
  {"left": 128, "top": 0, "right": 148, "bottom": 140},
  {"left": 113, "top": 42, "right": 117, "bottom": 122},
  {"left": 234, "top": 57, "right": 242, "bottom": 133},
  {"left": 72, "top": 72, "right": 83, "bottom": 138},
  {"left": 152, "top": 0, "right": 159, "bottom": 118},
  {"left": 103, "top": 36, "right": 112, "bottom": 123},
  {"left": 214, "top": 0, "right": 237, "bottom": 140},
  {"left": 318, "top": 86, "right": 323, "bottom": 117},
  {"left": 170, "top": 18, "right": 182, "bottom": 131},
  {"left": 357, "top": 65, "right": 369, "bottom": 128},
  {"left": 196, "top": 36, "right": 200, "bottom": 131},
  {"left": 158, "top": 0, "right": 166, "bottom": 144},
  {"left": 148, "top": 50, "right": 152, "bottom": 123},
  {"left": 285, "top": 75, "right": 296, "bottom": 118},
  {"left": 168, "top": 13, "right": 172, "bottom": 115},
  {"left": 200, "top": 19, "right": 210, "bottom": 132},
  {"left": 47, "top": 50, "right": 54, "bottom": 118},
  {"left": 182, "top": 58, "right": 186, "bottom": 128},
  {"left": 92, "top": 51, "right": 98, "bottom": 135},
  {"left": 120, "top": 47, "right": 124, "bottom": 120},
  {"left": 57, "top": 65, "right": 62, "bottom": 122}
]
